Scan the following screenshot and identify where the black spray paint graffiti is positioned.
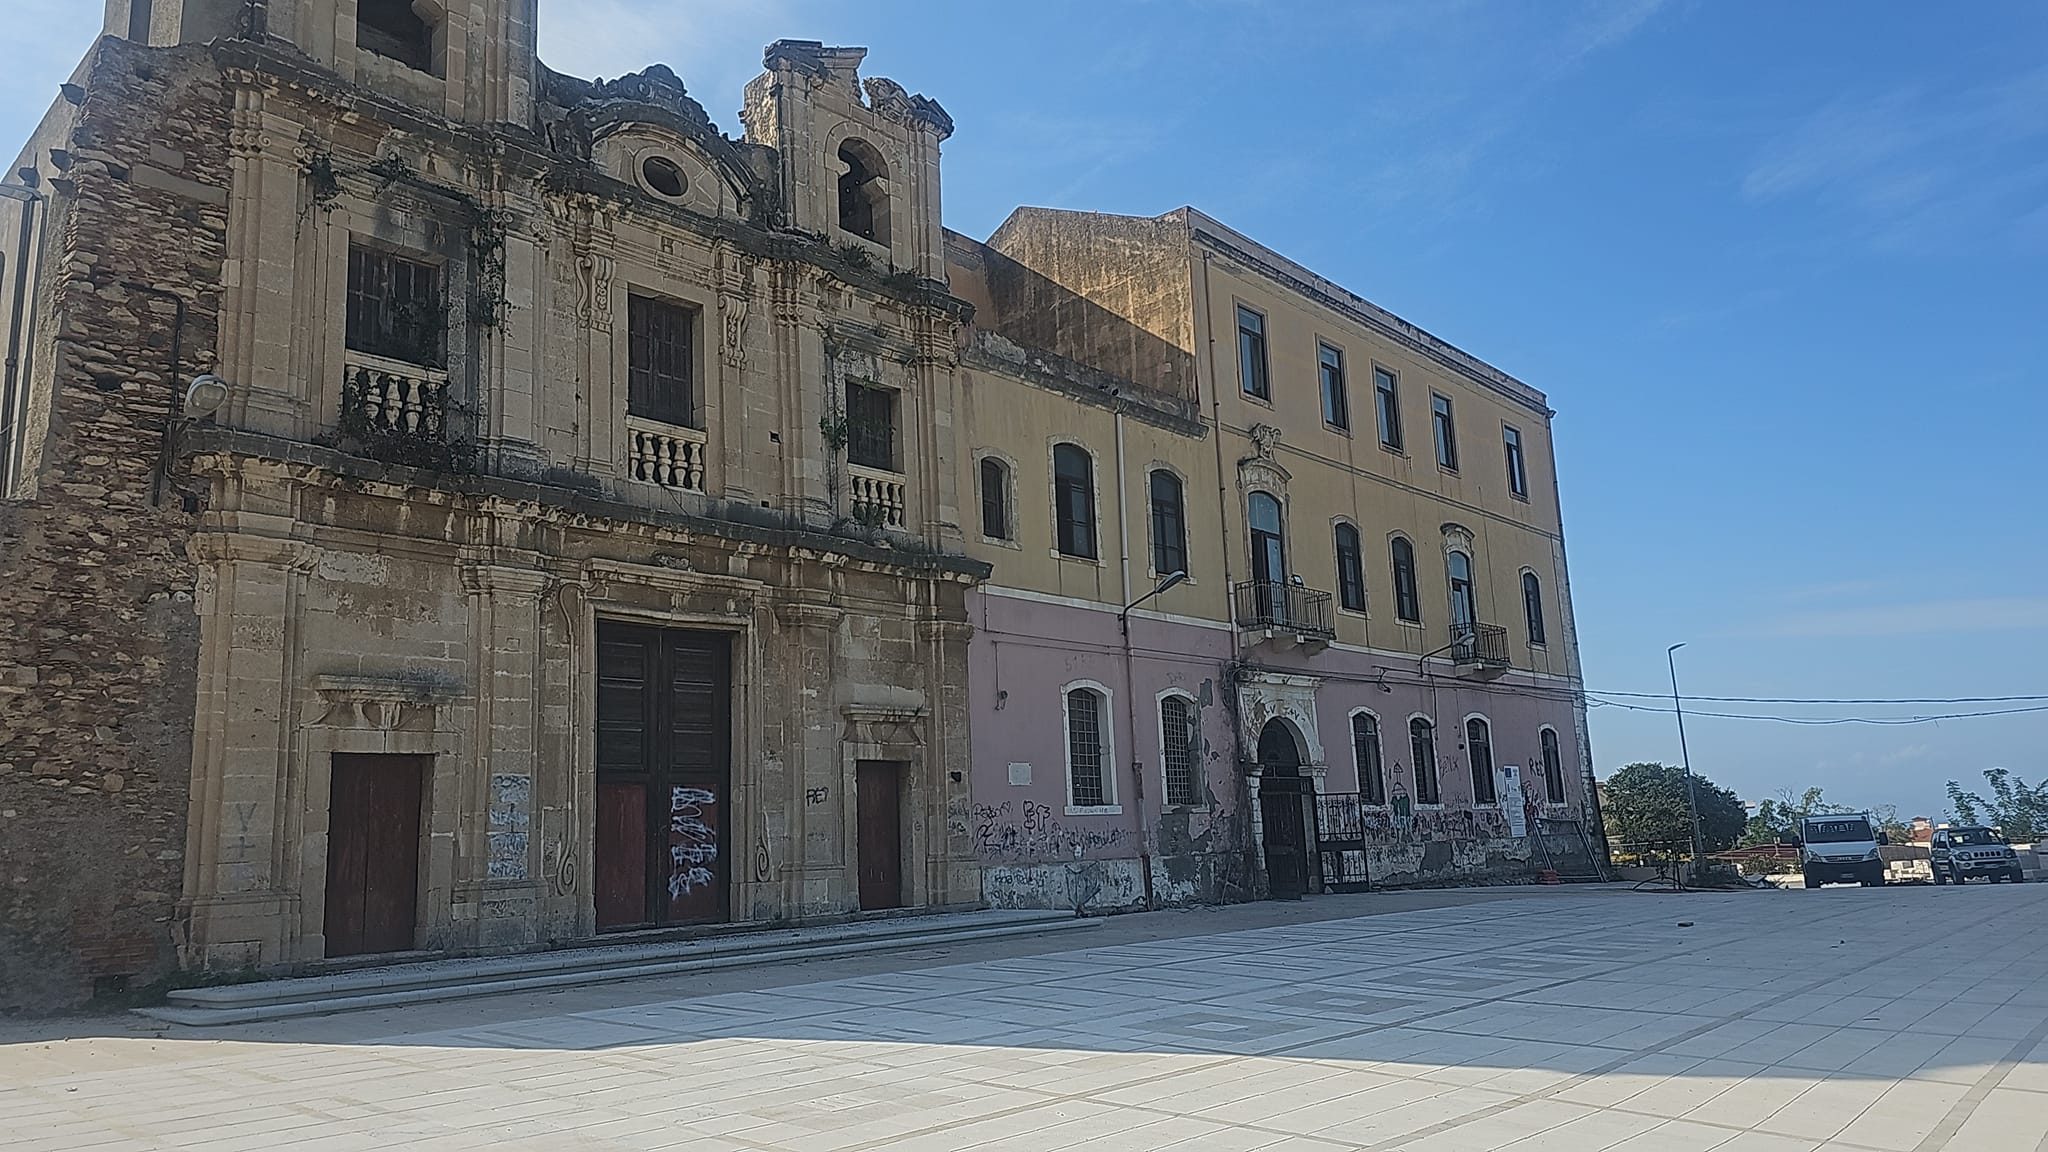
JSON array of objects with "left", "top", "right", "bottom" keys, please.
[
  {"left": 972, "top": 799, "right": 1130, "bottom": 862},
  {"left": 806, "top": 787, "right": 830, "bottom": 805},
  {"left": 669, "top": 786, "right": 718, "bottom": 900}
]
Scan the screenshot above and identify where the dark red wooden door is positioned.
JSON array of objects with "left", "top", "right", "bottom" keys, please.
[
  {"left": 595, "top": 624, "right": 731, "bottom": 930},
  {"left": 325, "top": 754, "right": 423, "bottom": 956},
  {"left": 856, "top": 761, "right": 903, "bottom": 911}
]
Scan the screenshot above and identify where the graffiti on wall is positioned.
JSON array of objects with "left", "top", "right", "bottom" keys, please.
[
  {"left": 668, "top": 786, "right": 719, "bottom": 900},
  {"left": 971, "top": 799, "right": 1130, "bottom": 861}
]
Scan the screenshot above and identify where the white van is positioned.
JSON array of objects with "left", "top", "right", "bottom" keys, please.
[{"left": 1797, "top": 813, "right": 1886, "bottom": 888}]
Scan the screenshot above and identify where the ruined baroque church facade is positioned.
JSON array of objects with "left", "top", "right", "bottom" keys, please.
[{"left": 0, "top": 0, "right": 1600, "bottom": 1009}]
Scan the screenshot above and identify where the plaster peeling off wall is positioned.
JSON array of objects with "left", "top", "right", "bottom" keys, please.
[{"left": 486, "top": 773, "right": 531, "bottom": 880}]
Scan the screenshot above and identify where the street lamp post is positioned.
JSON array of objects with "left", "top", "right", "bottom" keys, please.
[{"left": 1667, "top": 643, "right": 1705, "bottom": 874}]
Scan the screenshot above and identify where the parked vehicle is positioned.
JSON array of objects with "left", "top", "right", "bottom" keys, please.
[
  {"left": 1797, "top": 813, "right": 1886, "bottom": 888},
  {"left": 1930, "top": 826, "right": 2025, "bottom": 885}
]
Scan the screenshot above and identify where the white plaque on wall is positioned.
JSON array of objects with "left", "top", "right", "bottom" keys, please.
[{"left": 1007, "top": 762, "right": 1032, "bottom": 786}]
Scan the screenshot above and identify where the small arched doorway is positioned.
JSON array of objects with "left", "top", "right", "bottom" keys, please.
[{"left": 1257, "top": 719, "right": 1309, "bottom": 899}]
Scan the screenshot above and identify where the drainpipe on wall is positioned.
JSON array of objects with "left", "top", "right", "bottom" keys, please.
[
  {"left": 1112, "top": 402, "right": 1155, "bottom": 909},
  {"left": 0, "top": 181, "right": 43, "bottom": 495},
  {"left": 122, "top": 281, "right": 188, "bottom": 507}
]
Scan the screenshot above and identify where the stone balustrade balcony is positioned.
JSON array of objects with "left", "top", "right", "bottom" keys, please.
[
  {"left": 625, "top": 416, "right": 708, "bottom": 494},
  {"left": 847, "top": 462, "right": 907, "bottom": 529}
]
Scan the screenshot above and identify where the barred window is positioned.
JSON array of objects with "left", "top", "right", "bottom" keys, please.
[
  {"left": 1066, "top": 688, "right": 1107, "bottom": 807},
  {"left": 1541, "top": 728, "right": 1566, "bottom": 804},
  {"left": 346, "top": 245, "right": 443, "bottom": 368},
  {"left": 1467, "top": 717, "right": 1496, "bottom": 804},
  {"left": 1353, "top": 713, "right": 1385, "bottom": 806},
  {"left": 1161, "top": 695, "right": 1198, "bottom": 807},
  {"left": 1410, "top": 717, "right": 1439, "bottom": 805},
  {"left": 845, "top": 379, "right": 896, "bottom": 470}
]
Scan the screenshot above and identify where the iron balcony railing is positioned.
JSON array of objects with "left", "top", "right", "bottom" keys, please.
[
  {"left": 1451, "top": 621, "right": 1511, "bottom": 672},
  {"left": 1232, "top": 579, "right": 1335, "bottom": 640}
]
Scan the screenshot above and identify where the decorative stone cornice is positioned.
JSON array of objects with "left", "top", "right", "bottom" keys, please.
[
  {"left": 841, "top": 703, "right": 927, "bottom": 748},
  {"left": 310, "top": 673, "right": 458, "bottom": 732}
]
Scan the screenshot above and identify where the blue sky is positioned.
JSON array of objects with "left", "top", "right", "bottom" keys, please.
[{"left": 7, "top": 1, "right": 2044, "bottom": 820}]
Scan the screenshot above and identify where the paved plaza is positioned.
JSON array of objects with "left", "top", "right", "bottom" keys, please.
[{"left": 4, "top": 883, "right": 2046, "bottom": 1151}]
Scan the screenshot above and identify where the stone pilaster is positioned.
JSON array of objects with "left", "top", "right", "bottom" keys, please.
[
  {"left": 178, "top": 522, "right": 316, "bottom": 969},
  {"left": 457, "top": 555, "right": 549, "bottom": 947}
]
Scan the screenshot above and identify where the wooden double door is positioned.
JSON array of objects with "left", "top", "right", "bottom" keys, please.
[
  {"left": 325, "top": 753, "right": 426, "bottom": 957},
  {"left": 595, "top": 624, "right": 733, "bottom": 930}
]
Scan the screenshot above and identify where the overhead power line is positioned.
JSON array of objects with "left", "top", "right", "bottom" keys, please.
[
  {"left": 1587, "top": 690, "right": 2048, "bottom": 705},
  {"left": 1585, "top": 699, "right": 2048, "bottom": 726}
]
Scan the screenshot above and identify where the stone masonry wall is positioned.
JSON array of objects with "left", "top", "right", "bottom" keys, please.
[{"left": 0, "top": 39, "right": 226, "bottom": 1013}]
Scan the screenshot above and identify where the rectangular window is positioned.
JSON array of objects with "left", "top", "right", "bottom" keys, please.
[
  {"left": 1067, "top": 689, "right": 1107, "bottom": 807},
  {"left": 1318, "top": 342, "right": 1349, "bottom": 430},
  {"left": 1374, "top": 367, "right": 1402, "bottom": 451},
  {"left": 1504, "top": 424, "right": 1528, "bottom": 499},
  {"left": 1236, "top": 305, "right": 1269, "bottom": 401},
  {"left": 844, "top": 379, "right": 897, "bottom": 470},
  {"left": 1161, "top": 696, "right": 1199, "bottom": 807},
  {"left": 1432, "top": 392, "right": 1458, "bottom": 471},
  {"left": 346, "top": 245, "right": 444, "bottom": 368},
  {"left": 627, "top": 294, "right": 696, "bottom": 427}
]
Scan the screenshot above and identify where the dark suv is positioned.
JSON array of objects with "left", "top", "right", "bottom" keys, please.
[{"left": 1931, "top": 826, "right": 2024, "bottom": 885}]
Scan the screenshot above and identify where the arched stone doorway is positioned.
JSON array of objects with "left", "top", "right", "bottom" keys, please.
[{"left": 1257, "top": 719, "right": 1309, "bottom": 900}]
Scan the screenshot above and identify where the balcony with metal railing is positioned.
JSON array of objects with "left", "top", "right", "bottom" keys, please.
[
  {"left": 1451, "top": 621, "right": 1511, "bottom": 679},
  {"left": 1232, "top": 579, "right": 1335, "bottom": 643}
]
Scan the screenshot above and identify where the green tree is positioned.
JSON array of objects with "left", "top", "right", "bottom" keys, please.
[
  {"left": 1602, "top": 762, "right": 1747, "bottom": 853},
  {"left": 1947, "top": 769, "right": 2047, "bottom": 842}
]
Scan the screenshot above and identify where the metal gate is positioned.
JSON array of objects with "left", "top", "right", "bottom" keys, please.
[{"left": 1314, "top": 791, "right": 1373, "bottom": 893}]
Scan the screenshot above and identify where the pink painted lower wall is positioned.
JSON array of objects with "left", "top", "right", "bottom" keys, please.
[{"left": 966, "top": 588, "right": 1599, "bottom": 908}]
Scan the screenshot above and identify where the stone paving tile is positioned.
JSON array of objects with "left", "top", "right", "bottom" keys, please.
[{"left": 6, "top": 884, "right": 2048, "bottom": 1149}]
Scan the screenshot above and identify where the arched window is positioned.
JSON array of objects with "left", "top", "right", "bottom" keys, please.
[
  {"left": 1053, "top": 444, "right": 1096, "bottom": 559},
  {"left": 1160, "top": 694, "right": 1199, "bottom": 807},
  {"left": 1523, "top": 571, "right": 1547, "bottom": 646},
  {"left": 1467, "top": 717, "right": 1496, "bottom": 804},
  {"left": 358, "top": 0, "right": 438, "bottom": 73},
  {"left": 1540, "top": 728, "right": 1566, "bottom": 804},
  {"left": 1064, "top": 685, "right": 1112, "bottom": 808},
  {"left": 1352, "top": 712, "right": 1385, "bottom": 806},
  {"left": 1334, "top": 523, "right": 1365, "bottom": 612},
  {"left": 1447, "top": 550, "right": 1476, "bottom": 629},
  {"left": 1390, "top": 537, "right": 1420, "bottom": 622},
  {"left": 837, "top": 139, "right": 891, "bottom": 245},
  {"left": 1248, "top": 492, "right": 1285, "bottom": 585},
  {"left": 1409, "top": 717, "right": 1439, "bottom": 805},
  {"left": 979, "top": 457, "right": 1011, "bottom": 541},
  {"left": 1149, "top": 469, "right": 1187, "bottom": 577}
]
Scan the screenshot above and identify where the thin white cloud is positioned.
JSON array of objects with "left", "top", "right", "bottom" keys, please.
[
  {"left": 1750, "top": 596, "right": 2048, "bottom": 639},
  {"left": 1741, "top": 65, "right": 2048, "bottom": 253}
]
